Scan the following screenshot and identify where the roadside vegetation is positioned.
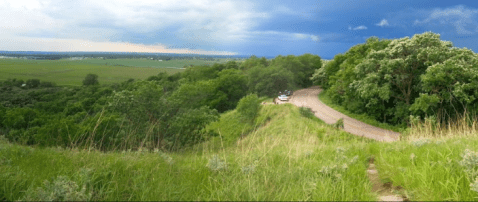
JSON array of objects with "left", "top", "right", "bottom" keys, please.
[
  {"left": 311, "top": 32, "right": 478, "bottom": 130},
  {"left": 318, "top": 89, "right": 405, "bottom": 133}
]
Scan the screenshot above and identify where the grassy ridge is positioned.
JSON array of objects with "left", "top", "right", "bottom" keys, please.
[
  {"left": 0, "top": 104, "right": 376, "bottom": 201},
  {"left": 1, "top": 103, "right": 478, "bottom": 201}
]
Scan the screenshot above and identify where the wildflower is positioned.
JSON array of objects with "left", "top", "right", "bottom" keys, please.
[
  {"left": 411, "top": 139, "right": 431, "bottom": 147},
  {"left": 410, "top": 153, "right": 416, "bottom": 161},
  {"left": 341, "top": 163, "right": 348, "bottom": 170},
  {"left": 206, "top": 155, "right": 227, "bottom": 171},
  {"left": 470, "top": 177, "right": 478, "bottom": 193},
  {"left": 460, "top": 149, "right": 478, "bottom": 173},
  {"left": 350, "top": 155, "right": 359, "bottom": 164},
  {"left": 241, "top": 164, "right": 256, "bottom": 174},
  {"left": 21, "top": 176, "right": 91, "bottom": 201},
  {"left": 158, "top": 152, "right": 174, "bottom": 165}
]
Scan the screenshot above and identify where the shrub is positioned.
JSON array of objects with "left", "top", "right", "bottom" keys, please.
[
  {"left": 26, "top": 79, "right": 40, "bottom": 89},
  {"left": 332, "top": 118, "right": 344, "bottom": 129},
  {"left": 236, "top": 94, "right": 261, "bottom": 123},
  {"left": 20, "top": 175, "right": 91, "bottom": 201},
  {"left": 299, "top": 107, "right": 315, "bottom": 118},
  {"left": 83, "top": 74, "right": 99, "bottom": 86},
  {"left": 460, "top": 149, "right": 478, "bottom": 178}
]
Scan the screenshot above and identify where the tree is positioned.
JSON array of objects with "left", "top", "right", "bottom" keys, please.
[
  {"left": 82, "top": 74, "right": 99, "bottom": 86},
  {"left": 236, "top": 94, "right": 261, "bottom": 123},
  {"left": 247, "top": 65, "right": 294, "bottom": 97},
  {"left": 351, "top": 32, "right": 453, "bottom": 124},
  {"left": 215, "top": 69, "right": 248, "bottom": 112},
  {"left": 412, "top": 48, "right": 478, "bottom": 120}
]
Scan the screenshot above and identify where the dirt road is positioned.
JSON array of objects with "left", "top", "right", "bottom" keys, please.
[{"left": 282, "top": 86, "right": 400, "bottom": 142}]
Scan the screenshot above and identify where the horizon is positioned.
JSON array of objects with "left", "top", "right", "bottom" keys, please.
[{"left": 2, "top": 0, "right": 478, "bottom": 58}]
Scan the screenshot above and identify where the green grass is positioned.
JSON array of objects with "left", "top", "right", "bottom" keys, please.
[
  {"left": 369, "top": 138, "right": 478, "bottom": 200},
  {"left": 318, "top": 89, "right": 405, "bottom": 133},
  {"left": 0, "top": 58, "right": 223, "bottom": 86},
  {"left": 77, "top": 58, "right": 233, "bottom": 69},
  {"left": 2, "top": 103, "right": 478, "bottom": 201},
  {"left": 0, "top": 104, "right": 377, "bottom": 201}
]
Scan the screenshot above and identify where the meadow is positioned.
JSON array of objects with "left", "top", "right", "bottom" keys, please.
[{"left": 0, "top": 58, "right": 236, "bottom": 86}]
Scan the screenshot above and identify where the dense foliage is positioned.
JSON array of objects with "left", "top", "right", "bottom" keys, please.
[
  {"left": 311, "top": 32, "right": 478, "bottom": 127},
  {"left": 0, "top": 54, "right": 321, "bottom": 151}
]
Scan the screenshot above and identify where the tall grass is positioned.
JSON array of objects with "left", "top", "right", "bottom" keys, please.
[
  {"left": 0, "top": 104, "right": 377, "bottom": 201},
  {"left": 405, "top": 111, "right": 478, "bottom": 141},
  {"left": 3, "top": 102, "right": 478, "bottom": 201},
  {"left": 370, "top": 111, "right": 478, "bottom": 200}
]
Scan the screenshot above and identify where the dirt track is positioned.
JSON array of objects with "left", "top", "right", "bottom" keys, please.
[{"left": 281, "top": 86, "right": 400, "bottom": 142}]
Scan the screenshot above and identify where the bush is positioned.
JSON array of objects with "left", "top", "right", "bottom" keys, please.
[
  {"left": 20, "top": 175, "right": 91, "bottom": 201},
  {"left": 26, "top": 79, "right": 40, "bottom": 89},
  {"left": 83, "top": 74, "right": 99, "bottom": 86},
  {"left": 299, "top": 107, "right": 315, "bottom": 118},
  {"left": 332, "top": 118, "right": 344, "bottom": 129},
  {"left": 236, "top": 94, "right": 261, "bottom": 123}
]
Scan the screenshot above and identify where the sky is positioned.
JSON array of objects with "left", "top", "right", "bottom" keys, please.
[{"left": 1, "top": 0, "right": 478, "bottom": 58}]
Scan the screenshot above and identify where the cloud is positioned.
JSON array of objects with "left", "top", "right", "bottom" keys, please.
[
  {"left": 310, "top": 35, "right": 320, "bottom": 41},
  {"left": 247, "top": 31, "right": 320, "bottom": 42},
  {"left": 293, "top": 33, "right": 308, "bottom": 39},
  {"left": 292, "top": 33, "right": 320, "bottom": 42},
  {"left": 0, "top": 36, "right": 238, "bottom": 55},
  {"left": 414, "top": 5, "right": 478, "bottom": 35},
  {"left": 376, "top": 19, "right": 389, "bottom": 27},
  {"left": 0, "top": 0, "right": 270, "bottom": 52},
  {"left": 351, "top": 25, "right": 368, "bottom": 30}
]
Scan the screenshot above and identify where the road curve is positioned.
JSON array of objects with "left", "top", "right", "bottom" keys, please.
[{"left": 285, "top": 86, "right": 400, "bottom": 142}]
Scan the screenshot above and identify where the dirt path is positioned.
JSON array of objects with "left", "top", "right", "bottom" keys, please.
[
  {"left": 283, "top": 86, "right": 400, "bottom": 142},
  {"left": 367, "top": 157, "right": 406, "bottom": 201}
]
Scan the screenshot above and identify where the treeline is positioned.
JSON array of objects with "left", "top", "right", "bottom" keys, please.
[
  {"left": 0, "top": 54, "right": 321, "bottom": 151},
  {"left": 311, "top": 32, "right": 478, "bottom": 127}
]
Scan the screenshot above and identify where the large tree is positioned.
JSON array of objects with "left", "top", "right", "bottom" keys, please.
[{"left": 351, "top": 32, "right": 453, "bottom": 123}]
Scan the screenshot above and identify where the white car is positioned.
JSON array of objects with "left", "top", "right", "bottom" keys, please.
[{"left": 278, "top": 94, "right": 289, "bottom": 101}]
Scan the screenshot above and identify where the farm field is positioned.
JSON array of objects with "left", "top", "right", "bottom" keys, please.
[
  {"left": 0, "top": 58, "right": 236, "bottom": 86},
  {"left": 76, "top": 58, "right": 237, "bottom": 68}
]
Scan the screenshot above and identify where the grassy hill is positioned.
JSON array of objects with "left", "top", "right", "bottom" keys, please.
[{"left": 1, "top": 103, "right": 478, "bottom": 201}]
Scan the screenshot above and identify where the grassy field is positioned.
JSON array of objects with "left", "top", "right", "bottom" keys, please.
[
  {"left": 1, "top": 103, "right": 478, "bottom": 201},
  {"left": 76, "top": 58, "right": 235, "bottom": 69},
  {"left": 0, "top": 58, "right": 235, "bottom": 86}
]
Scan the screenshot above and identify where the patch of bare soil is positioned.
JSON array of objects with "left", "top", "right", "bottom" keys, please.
[{"left": 367, "top": 157, "right": 408, "bottom": 201}]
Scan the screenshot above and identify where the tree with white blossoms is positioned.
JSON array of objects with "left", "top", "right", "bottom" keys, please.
[
  {"left": 411, "top": 48, "right": 478, "bottom": 121},
  {"left": 351, "top": 32, "right": 458, "bottom": 124}
]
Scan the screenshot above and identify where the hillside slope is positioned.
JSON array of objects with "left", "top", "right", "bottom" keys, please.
[{"left": 1, "top": 103, "right": 478, "bottom": 201}]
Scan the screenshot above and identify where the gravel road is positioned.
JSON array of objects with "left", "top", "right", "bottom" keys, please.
[{"left": 280, "top": 86, "right": 400, "bottom": 142}]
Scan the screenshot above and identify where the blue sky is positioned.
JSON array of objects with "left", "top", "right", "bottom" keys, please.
[{"left": 1, "top": 0, "right": 478, "bottom": 58}]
